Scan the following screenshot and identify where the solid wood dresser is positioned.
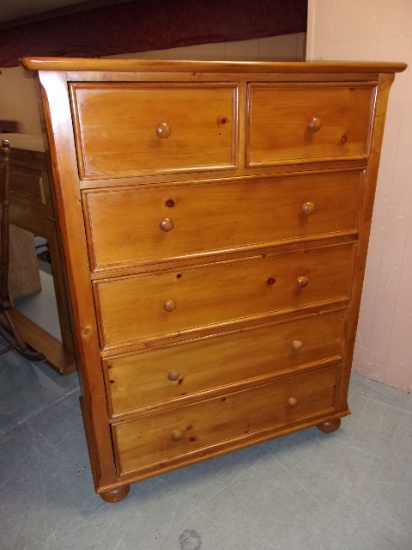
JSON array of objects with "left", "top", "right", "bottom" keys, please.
[{"left": 21, "top": 57, "right": 405, "bottom": 502}]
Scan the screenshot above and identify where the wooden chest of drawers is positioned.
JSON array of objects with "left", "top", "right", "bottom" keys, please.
[{"left": 22, "top": 58, "right": 405, "bottom": 502}]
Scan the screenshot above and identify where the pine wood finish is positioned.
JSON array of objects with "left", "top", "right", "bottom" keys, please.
[
  {"left": 0, "top": 134, "right": 76, "bottom": 374},
  {"left": 21, "top": 57, "right": 406, "bottom": 502},
  {"left": 8, "top": 225, "right": 41, "bottom": 299}
]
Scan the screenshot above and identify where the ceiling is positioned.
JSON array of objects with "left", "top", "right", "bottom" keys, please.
[{"left": 0, "top": 0, "right": 127, "bottom": 26}]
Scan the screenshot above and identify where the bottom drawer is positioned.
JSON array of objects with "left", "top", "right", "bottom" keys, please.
[{"left": 113, "top": 365, "right": 339, "bottom": 475}]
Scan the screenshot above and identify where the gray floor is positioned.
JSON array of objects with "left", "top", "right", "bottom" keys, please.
[{"left": 1, "top": 269, "right": 411, "bottom": 550}]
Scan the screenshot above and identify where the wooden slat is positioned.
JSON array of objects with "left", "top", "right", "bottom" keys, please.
[{"left": 8, "top": 308, "right": 77, "bottom": 375}]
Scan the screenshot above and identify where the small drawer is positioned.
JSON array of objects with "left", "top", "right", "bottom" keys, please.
[
  {"left": 83, "top": 170, "right": 362, "bottom": 272},
  {"left": 70, "top": 83, "right": 237, "bottom": 179},
  {"left": 247, "top": 83, "right": 376, "bottom": 167},
  {"left": 112, "top": 365, "right": 339, "bottom": 474},
  {"left": 94, "top": 243, "right": 354, "bottom": 348},
  {"left": 105, "top": 310, "right": 344, "bottom": 416}
]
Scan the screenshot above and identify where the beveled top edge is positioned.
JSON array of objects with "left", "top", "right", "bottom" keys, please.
[{"left": 20, "top": 57, "right": 407, "bottom": 74}]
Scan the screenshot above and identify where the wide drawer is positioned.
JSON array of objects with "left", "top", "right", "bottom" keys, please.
[
  {"left": 113, "top": 365, "right": 339, "bottom": 475},
  {"left": 70, "top": 83, "right": 237, "bottom": 179},
  {"left": 247, "top": 83, "right": 375, "bottom": 166},
  {"left": 94, "top": 243, "right": 354, "bottom": 348},
  {"left": 105, "top": 310, "right": 344, "bottom": 416},
  {"left": 84, "top": 170, "right": 362, "bottom": 272}
]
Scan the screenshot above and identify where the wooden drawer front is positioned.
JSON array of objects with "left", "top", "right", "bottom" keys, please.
[
  {"left": 70, "top": 83, "right": 237, "bottom": 179},
  {"left": 113, "top": 365, "right": 339, "bottom": 474},
  {"left": 95, "top": 244, "right": 354, "bottom": 348},
  {"left": 84, "top": 171, "right": 361, "bottom": 271},
  {"left": 247, "top": 84, "right": 375, "bottom": 166},
  {"left": 105, "top": 310, "right": 344, "bottom": 416}
]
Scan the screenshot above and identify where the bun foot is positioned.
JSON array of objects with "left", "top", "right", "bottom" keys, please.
[
  {"left": 317, "top": 418, "right": 341, "bottom": 433},
  {"left": 100, "top": 485, "right": 130, "bottom": 503}
]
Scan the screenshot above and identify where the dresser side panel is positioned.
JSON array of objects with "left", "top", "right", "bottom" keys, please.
[{"left": 37, "top": 70, "right": 118, "bottom": 489}]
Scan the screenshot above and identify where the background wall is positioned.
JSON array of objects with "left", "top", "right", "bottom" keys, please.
[
  {"left": 307, "top": 0, "right": 412, "bottom": 393},
  {"left": 0, "top": 67, "right": 42, "bottom": 134},
  {"left": 111, "top": 33, "right": 306, "bottom": 62}
]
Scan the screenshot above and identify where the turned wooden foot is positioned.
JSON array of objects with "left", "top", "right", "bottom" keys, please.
[
  {"left": 316, "top": 418, "right": 341, "bottom": 434},
  {"left": 100, "top": 485, "right": 130, "bottom": 503}
]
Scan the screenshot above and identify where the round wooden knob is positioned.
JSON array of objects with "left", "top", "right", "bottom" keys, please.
[
  {"left": 167, "top": 369, "right": 180, "bottom": 382},
  {"left": 160, "top": 218, "right": 174, "bottom": 232},
  {"left": 308, "top": 117, "right": 322, "bottom": 132},
  {"left": 156, "top": 122, "right": 171, "bottom": 138},
  {"left": 288, "top": 397, "right": 298, "bottom": 408},
  {"left": 171, "top": 429, "right": 183, "bottom": 442},
  {"left": 296, "top": 276, "right": 309, "bottom": 288},
  {"left": 302, "top": 202, "right": 315, "bottom": 215},
  {"left": 291, "top": 340, "right": 303, "bottom": 351},
  {"left": 164, "top": 300, "right": 176, "bottom": 312}
]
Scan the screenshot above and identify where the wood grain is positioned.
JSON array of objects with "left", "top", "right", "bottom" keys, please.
[{"left": 25, "top": 58, "right": 405, "bottom": 501}]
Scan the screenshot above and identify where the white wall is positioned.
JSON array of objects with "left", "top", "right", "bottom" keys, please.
[
  {"left": 307, "top": 0, "right": 412, "bottom": 393},
  {"left": 112, "top": 33, "right": 306, "bottom": 62}
]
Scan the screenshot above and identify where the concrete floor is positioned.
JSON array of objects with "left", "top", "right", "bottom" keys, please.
[{"left": 1, "top": 268, "right": 411, "bottom": 550}]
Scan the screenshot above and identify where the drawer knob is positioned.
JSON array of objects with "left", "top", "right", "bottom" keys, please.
[
  {"left": 291, "top": 340, "right": 303, "bottom": 351},
  {"left": 302, "top": 202, "right": 315, "bottom": 215},
  {"left": 171, "top": 429, "right": 183, "bottom": 442},
  {"left": 288, "top": 397, "right": 298, "bottom": 408},
  {"left": 156, "top": 122, "right": 171, "bottom": 138},
  {"left": 167, "top": 369, "right": 180, "bottom": 382},
  {"left": 308, "top": 117, "right": 322, "bottom": 132},
  {"left": 160, "top": 218, "right": 174, "bottom": 232},
  {"left": 296, "top": 276, "right": 309, "bottom": 288},
  {"left": 164, "top": 299, "right": 176, "bottom": 312}
]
